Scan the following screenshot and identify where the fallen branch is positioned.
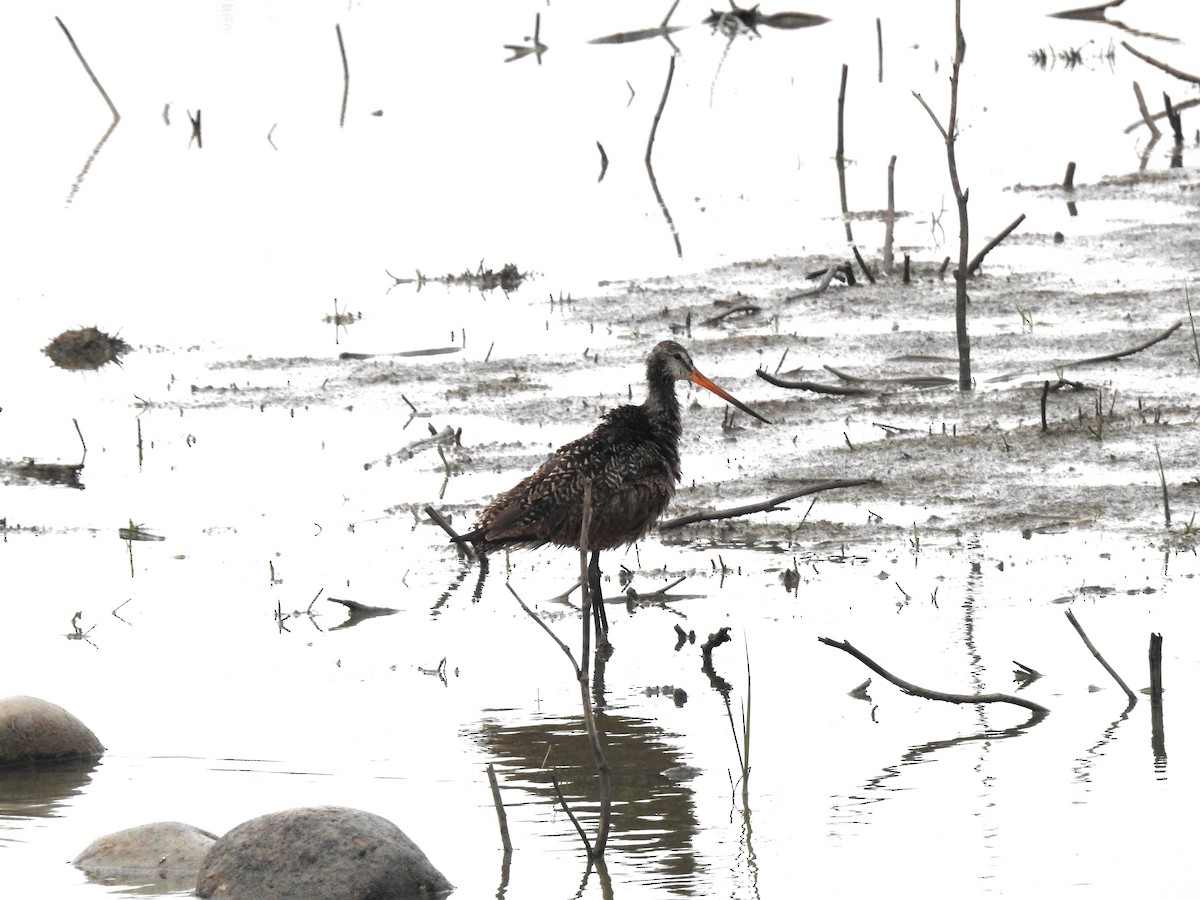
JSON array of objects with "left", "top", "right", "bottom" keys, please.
[
  {"left": 1121, "top": 41, "right": 1200, "bottom": 86},
  {"left": 824, "top": 364, "right": 957, "bottom": 388},
  {"left": 1065, "top": 609, "right": 1137, "bottom": 706},
  {"left": 756, "top": 369, "right": 873, "bottom": 395},
  {"left": 424, "top": 504, "right": 477, "bottom": 558},
  {"left": 702, "top": 304, "right": 761, "bottom": 326},
  {"left": 658, "top": 479, "right": 879, "bottom": 530},
  {"left": 819, "top": 637, "right": 1050, "bottom": 714},
  {"left": 784, "top": 265, "right": 838, "bottom": 301},
  {"left": 1057, "top": 319, "right": 1182, "bottom": 367},
  {"left": 1131, "top": 82, "right": 1162, "bottom": 138}
]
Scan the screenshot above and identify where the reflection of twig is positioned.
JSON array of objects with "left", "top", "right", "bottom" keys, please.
[
  {"left": 1064, "top": 609, "right": 1137, "bottom": 706},
  {"left": 819, "top": 637, "right": 1050, "bottom": 713},
  {"left": 55, "top": 17, "right": 120, "bottom": 123},
  {"left": 645, "top": 55, "right": 682, "bottom": 257},
  {"left": 659, "top": 479, "right": 879, "bottom": 530},
  {"left": 336, "top": 24, "right": 350, "bottom": 127}
]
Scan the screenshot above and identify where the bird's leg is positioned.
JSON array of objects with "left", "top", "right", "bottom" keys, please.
[{"left": 589, "top": 551, "right": 609, "bottom": 636}]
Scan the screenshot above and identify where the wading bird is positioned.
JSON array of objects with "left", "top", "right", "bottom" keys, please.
[{"left": 462, "top": 340, "right": 771, "bottom": 633}]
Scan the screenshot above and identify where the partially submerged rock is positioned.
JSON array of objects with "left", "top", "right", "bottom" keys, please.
[
  {"left": 0, "top": 696, "right": 104, "bottom": 766},
  {"left": 73, "top": 821, "right": 217, "bottom": 891},
  {"left": 195, "top": 805, "right": 453, "bottom": 900},
  {"left": 43, "top": 326, "right": 130, "bottom": 370}
]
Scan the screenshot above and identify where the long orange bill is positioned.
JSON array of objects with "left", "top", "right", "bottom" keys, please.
[{"left": 689, "top": 370, "right": 772, "bottom": 424}]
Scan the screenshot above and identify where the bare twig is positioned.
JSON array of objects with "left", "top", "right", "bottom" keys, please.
[
  {"left": 1131, "top": 81, "right": 1163, "bottom": 138},
  {"left": 784, "top": 265, "right": 838, "bottom": 301},
  {"left": 912, "top": 0, "right": 971, "bottom": 391},
  {"left": 967, "top": 213, "right": 1025, "bottom": 275},
  {"left": 1121, "top": 42, "right": 1200, "bottom": 85},
  {"left": 1058, "top": 319, "right": 1182, "bottom": 367},
  {"left": 55, "top": 17, "right": 120, "bottom": 123},
  {"left": 756, "top": 369, "right": 872, "bottom": 394},
  {"left": 659, "top": 479, "right": 879, "bottom": 530},
  {"left": 425, "top": 505, "right": 477, "bottom": 558},
  {"left": 486, "top": 763, "right": 512, "bottom": 855},
  {"left": 646, "top": 55, "right": 682, "bottom": 257},
  {"left": 819, "top": 637, "right": 1050, "bottom": 714},
  {"left": 336, "top": 24, "right": 350, "bottom": 127},
  {"left": 1064, "top": 609, "right": 1137, "bottom": 706}
]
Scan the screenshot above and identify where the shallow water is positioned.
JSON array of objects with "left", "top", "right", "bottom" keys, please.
[{"left": 3, "top": 0, "right": 1200, "bottom": 897}]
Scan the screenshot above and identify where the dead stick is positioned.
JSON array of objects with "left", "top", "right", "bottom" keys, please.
[
  {"left": 876, "top": 18, "right": 883, "bottom": 83},
  {"left": 1057, "top": 319, "right": 1182, "bottom": 367},
  {"left": 1131, "top": 81, "right": 1162, "bottom": 138},
  {"left": 1064, "top": 609, "right": 1137, "bottom": 706},
  {"left": 883, "top": 155, "right": 897, "bottom": 274},
  {"left": 659, "top": 479, "right": 879, "bottom": 530},
  {"left": 1149, "top": 632, "right": 1165, "bottom": 761},
  {"left": 336, "top": 24, "right": 350, "bottom": 127},
  {"left": 486, "top": 763, "right": 513, "bottom": 855},
  {"left": 1121, "top": 42, "right": 1200, "bottom": 86},
  {"left": 756, "top": 370, "right": 873, "bottom": 395},
  {"left": 784, "top": 265, "right": 837, "bottom": 301},
  {"left": 967, "top": 213, "right": 1025, "bottom": 275},
  {"left": 702, "top": 304, "right": 760, "bottom": 326},
  {"left": 424, "top": 505, "right": 477, "bottom": 558},
  {"left": 818, "top": 637, "right": 1049, "bottom": 714},
  {"left": 55, "top": 17, "right": 120, "bottom": 124},
  {"left": 852, "top": 245, "right": 876, "bottom": 284},
  {"left": 549, "top": 769, "right": 591, "bottom": 857},
  {"left": 835, "top": 64, "right": 853, "bottom": 244}
]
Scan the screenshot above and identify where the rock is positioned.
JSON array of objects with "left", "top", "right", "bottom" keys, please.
[
  {"left": 196, "top": 806, "right": 453, "bottom": 900},
  {"left": 73, "top": 821, "right": 217, "bottom": 891},
  {"left": 0, "top": 696, "right": 104, "bottom": 766}
]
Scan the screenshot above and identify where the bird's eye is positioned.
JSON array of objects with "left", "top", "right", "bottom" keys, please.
[{"left": 672, "top": 353, "right": 683, "bottom": 361}]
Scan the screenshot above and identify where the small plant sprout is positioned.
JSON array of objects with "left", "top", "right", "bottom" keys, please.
[{"left": 1016, "top": 304, "right": 1037, "bottom": 332}]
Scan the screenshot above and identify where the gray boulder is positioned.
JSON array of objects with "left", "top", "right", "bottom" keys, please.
[
  {"left": 73, "top": 821, "right": 217, "bottom": 891},
  {"left": 0, "top": 696, "right": 103, "bottom": 766},
  {"left": 195, "top": 805, "right": 453, "bottom": 899}
]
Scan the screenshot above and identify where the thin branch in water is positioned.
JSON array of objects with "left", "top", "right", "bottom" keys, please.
[
  {"left": 659, "top": 479, "right": 879, "bottom": 530},
  {"left": 967, "top": 213, "right": 1025, "bottom": 275},
  {"left": 818, "top": 637, "right": 1050, "bottom": 714},
  {"left": 486, "top": 763, "right": 513, "bottom": 855},
  {"left": 1064, "top": 608, "right": 1137, "bottom": 707}
]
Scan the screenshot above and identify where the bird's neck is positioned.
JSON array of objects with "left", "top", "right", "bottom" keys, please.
[{"left": 642, "top": 373, "right": 682, "bottom": 441}]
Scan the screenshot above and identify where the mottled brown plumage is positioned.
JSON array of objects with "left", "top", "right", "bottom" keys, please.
[{"left": 464, "top": 341, "right": 769, "bottom": 554}]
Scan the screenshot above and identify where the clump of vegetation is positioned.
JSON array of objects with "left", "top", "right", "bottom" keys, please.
[{"left": 43, "top": 326, "right": 130, "bottom": 370}]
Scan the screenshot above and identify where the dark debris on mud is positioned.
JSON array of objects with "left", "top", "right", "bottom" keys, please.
[{"left": 43, "top": 327, "right": 130, "bottom": 371}]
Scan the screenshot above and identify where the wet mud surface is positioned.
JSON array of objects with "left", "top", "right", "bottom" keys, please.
[{"left": 167, "top": 171, "right": 1200, "bottom": 564}]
